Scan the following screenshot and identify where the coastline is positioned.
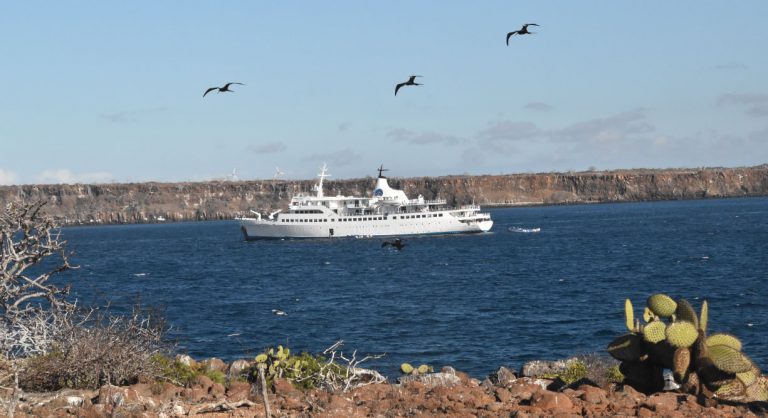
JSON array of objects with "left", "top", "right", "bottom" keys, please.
[
  {"left": 10, "top": 354, "right": 768, "bottom": 417},
  {"left": 1, "top": 165, "right": 767, "bottom": 227}
]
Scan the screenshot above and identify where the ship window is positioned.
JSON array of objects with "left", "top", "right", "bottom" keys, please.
[
  {"left": 392, "top": 216, "right": 397, "bottom": 219},
  {"left": 439, "top": 214, "right": 443, "bottom": 217}
]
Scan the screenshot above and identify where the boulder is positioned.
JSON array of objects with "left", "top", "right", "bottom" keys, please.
[
  {"left": 520, "top": 357, "right": 578, "bottom": 378},
  {"left": 227, "top": 359, "right": 252, "bottom": 382}
]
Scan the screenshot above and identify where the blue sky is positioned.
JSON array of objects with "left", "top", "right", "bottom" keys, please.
[{"left": 1, "top": 1, "right": 767, "bottom": 184}]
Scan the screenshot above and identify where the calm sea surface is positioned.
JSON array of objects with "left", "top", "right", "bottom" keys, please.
[{"left": 61, "top": 197, "right": 768, "bottom": 378}]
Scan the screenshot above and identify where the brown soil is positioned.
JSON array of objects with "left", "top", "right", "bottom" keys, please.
[{"left": 9, "top": 369, "right": 768, "bottom": 417}]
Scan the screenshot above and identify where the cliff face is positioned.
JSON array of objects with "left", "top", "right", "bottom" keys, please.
[{"left": 1, "top": 165, "right": 767, "bottom": 225}]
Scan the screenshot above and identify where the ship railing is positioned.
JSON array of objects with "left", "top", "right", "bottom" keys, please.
[{"left": 404, "top": 198, "right": 446, "bottom": 206}]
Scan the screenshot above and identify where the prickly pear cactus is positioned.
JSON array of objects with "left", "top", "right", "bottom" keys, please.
[
  {"left": 607, "top": 294, "right": 766, "bottom": 402},
  {"left": 400, "top": 363, "right": 414, "bottom": 374}
]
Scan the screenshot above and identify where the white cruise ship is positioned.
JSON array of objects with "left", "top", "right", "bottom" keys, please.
[{"left": 238, "top": 164, "right": 493, "bottom": 240}]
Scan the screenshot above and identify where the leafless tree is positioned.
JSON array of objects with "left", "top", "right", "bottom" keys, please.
[
  {"left": 1, "top": 201, "right": 75, "bottom": 318},
  {"left": 0, "top": 201, "right": 77, "bottom": 416}
]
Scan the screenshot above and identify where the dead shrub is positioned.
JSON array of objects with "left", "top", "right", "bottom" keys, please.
[{"left": 19, "top": 304, "right": 171, "bottom": 391}]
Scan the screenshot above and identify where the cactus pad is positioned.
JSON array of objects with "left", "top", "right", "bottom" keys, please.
[
  {"left": 400, "top": 363, "right": 414, "bottom": 374},
  {"left": 625, "top": 298, "right": 634, "bottom": 332},
  {"left": 608, "top": 333, "right": 646, "bottom": 362},
  {"left": 675, "top": 299, "right": 699, "bottom": 329},
  {"left": 706, "top": 333, "right": 742, "bottom": 351},
  {"left": 700, "top": 300, "right": 708, "bottom": 333},
  {"left": 736, "top": 368, "right": 760, "bottom": 387},
  {"left": 643, "top": 321, "right": 667, "bottom": 343},
  {"left": 709, "top": 344, "right": 754, "bottom": 374},
  {"left": 647, "top": 294, "right": 677, "bottom": 317},
  {"left": 417, "top": 364, "right": 431, "bottom": 374},
  {"left": 715, "top": 379, "right": 746, "bottom": 398},
  {"left": 666, "top": 321, "right": 699, "bottom": 348},
  {"left": 673, "top": 347, "right": 691, "bottom": 381},
  {"left": 642, "top": 307, "right": 654, "bottom": 323},
  {"left": 255, "top": 354, "right": 268, "bottom": 363},
  {"left": 745, "top": 377, "right": 768, "bottom": 402}
]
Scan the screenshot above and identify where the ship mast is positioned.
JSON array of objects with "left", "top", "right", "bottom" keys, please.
[{"left": 315, "top": 162, "right": 331, "bottom": 198}]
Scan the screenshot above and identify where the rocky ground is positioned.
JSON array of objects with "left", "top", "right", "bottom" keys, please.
[{"left": 8, "top": 362, "right": 768, "bottom": 417}]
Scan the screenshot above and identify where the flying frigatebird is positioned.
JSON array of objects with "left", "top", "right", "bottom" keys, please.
[
  {"left": 506, "top": 24, "right": 539, "bottom": 45},
  {"left": 395, "top": 76, "right": 422, "bottom": 96},
  {"left": 382, "top": 238, "right": 406, "bottom": 250},
  {"left": 203, "top": 82, "right": 245, "bottom": 97}
]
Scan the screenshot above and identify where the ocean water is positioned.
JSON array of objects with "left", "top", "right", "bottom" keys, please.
[{"left": 61, "top": 197, "right": 768, "bottom": 378}]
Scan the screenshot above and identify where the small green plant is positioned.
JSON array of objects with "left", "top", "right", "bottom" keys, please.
[
  {"left": 606, "top": 364, "right": 624, "bottom": 384},
  {"left": 250, "top": 345, "right": 346, "bottom": 390},
  {"left": 399, "top": 362, "right": 433, "bottom": 376},
  {"left": 151, "top": 354, "right": 225, "bottom": 386}
]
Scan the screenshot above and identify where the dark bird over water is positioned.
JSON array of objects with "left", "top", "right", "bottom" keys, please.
[
  {"left": 203, "top": 82, "right": 245, "bottom": 97},
  {"left": 506, "top": 23, "right": 539, "bottom": 45},
  {"left": 382, "top": 238, "right": 406, "bottom": 250},
  {"left": 395, "top": 75, "right": 422, "bottom": 96}
]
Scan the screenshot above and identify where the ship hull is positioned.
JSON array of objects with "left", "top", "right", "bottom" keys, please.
[{"left": 239, "top": 216, "right": 492, "bottom": 240}]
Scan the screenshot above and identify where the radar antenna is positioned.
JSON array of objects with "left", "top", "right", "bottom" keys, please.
[
  {"left": 315, "top": 163, "right": 331, "bottom": 198},
  {"left": 377, "top": 164, "right": 389, "bottom": 178},
  {"left": 273, "top": 167, "right": 285, "bottom": 180}
]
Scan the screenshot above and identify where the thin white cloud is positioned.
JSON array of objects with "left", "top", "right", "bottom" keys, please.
[
  {"left": 711, "top": 63, "right": 748, "bottom": 71},
  {"left": 0, "top": 169, "right": 18, "bottom": 185},
  {"left": 249, "top": 142, "right": 287, "bottom": 154},
  {"left": 478, "top": 121, "right": 541, "bottom": 143},
  {"left": 36, "top": 169, "right": 113, "bottom": 184},
  {"left": 302, "top": 148, "right": 361, "bottom": 167},
  {"left": 550, "top": 109, "right": 653, "bottom": 143},
  {"left": 101, "top": 107, "right": 168, "bottom": 123},
  {"left": 524, "top": 102, "right": 554, "bottom": 112},
  {"left": 387, "top": 128, "right": 465, "bottom": 146},
  {"left": 717, "top": 93, "right": 768, "bottom": 117}
]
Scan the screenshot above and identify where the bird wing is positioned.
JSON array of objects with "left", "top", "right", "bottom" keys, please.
[
  {"left": 506, "top": 32, "right": 515, "bottom": 45},
  {"left": 226, "top": 82, "right": 245, "bottom": 87},
  {"left": 203, "top": 87, "right": 218, "bottom": 97},
  {"left": 526, "top": 23, "right": 539, "bottom": 26},
  {"left": 395, "top": 83, "right": 405, "bottom": 96}
]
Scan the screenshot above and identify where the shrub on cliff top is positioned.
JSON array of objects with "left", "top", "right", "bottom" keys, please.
[
  {"left": 250, "top": 341, "right": 386, "bottom": 392},
  {"left": 151, "top": 354, "right": 225, "bottom": 386},
  {"left": 18, "top": 304, "right": 170, "bottom": 391}
]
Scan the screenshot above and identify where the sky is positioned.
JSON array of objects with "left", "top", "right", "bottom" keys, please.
[{"left": 1, "top": 1, "right": 767, "bottom": 185}]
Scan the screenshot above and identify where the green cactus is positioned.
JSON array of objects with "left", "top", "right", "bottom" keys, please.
[
  {"left": 673, "top": 347, "right": 691, "bottom": 381},
  {"left": 610, "top": 294, "right": 764, "bottom": 402},
  {"left": 745, "top": 378, "right": 768, "bottom": 402},
  {"left": 675, "top": 299, "right": 699, "bottom": 329},
  {"left": 642, "top": 321, "right": 667, "bottom": 343},
  {"left": 608, "top": 333, "right": 646, "bottom": 362},
  {"left": 665, "top": 321, "right": 698, "bottom": 348},
  {"left": 255, "top": 354, "right": 268, "bottom": 363},
  {"left": 699, "top": 300, "right": 708, "bottom": 333},
  {"left": 708, "top": 344, "right": 754, "bottom": 374},
  {"left": 736, "top": 368, "right": 759, "bottom": 387},
  {"left": 642, "top": 307, "right": 654, "bottom": 323},
  {"left": 417, "top": 364, "right": 432, "bottom": 374},
  {"left": 647, "top": 294, "right": 677, "bottom": 317},
  {"left": 625, "top": 298, "right": 635, "bottom": 332},
  {"left": 706, "top": 333, "right": 742, "bottom": 351},
  {"left": 400, "top": 363, "right": 414, "bottom": 374},
  {"left": 715, "top": 379, "right": 746, "bottom": 397}
]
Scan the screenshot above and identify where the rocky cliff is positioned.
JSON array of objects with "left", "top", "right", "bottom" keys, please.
[{"left": 1, "top": 165, "right": 767, "bottom": 225}]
